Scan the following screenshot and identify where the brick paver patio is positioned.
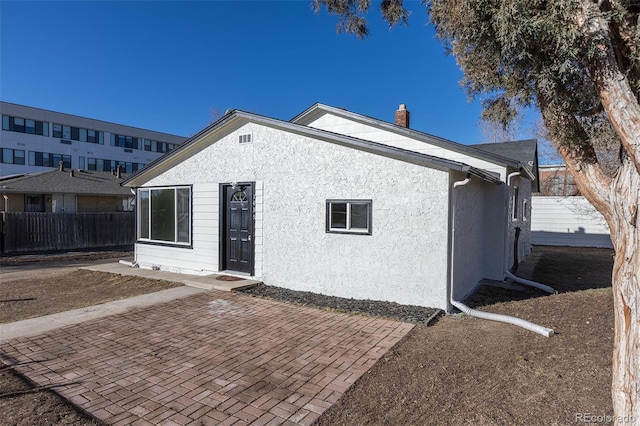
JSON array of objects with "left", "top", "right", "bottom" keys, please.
[{"left": 1, "top": 290, "right": 413, "bottom": 425}]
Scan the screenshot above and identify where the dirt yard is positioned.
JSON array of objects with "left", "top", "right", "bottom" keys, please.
[
  {"left": 318, "top": 246, "right": 615, "bottom": 425},
  {"left": 0, "top": 246, "right": 615, "bottom": 425},
  {"left": 0, "top": 269, "right": 182, "bottom": 323}
]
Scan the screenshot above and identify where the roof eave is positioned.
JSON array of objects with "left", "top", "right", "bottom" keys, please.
[{"left": 123, "top": 108, "right": 503, "bottom": 187}]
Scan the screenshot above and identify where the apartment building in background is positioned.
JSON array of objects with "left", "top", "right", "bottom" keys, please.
[{"left": 0, "top": 101, "right": 187, "bottom": 177}]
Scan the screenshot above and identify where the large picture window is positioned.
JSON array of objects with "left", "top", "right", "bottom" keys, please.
[
  {"left": 138, "top": 186, "right": 191, "bottom": 245},
  {"left": 326, "top": 199, "right": 372, "bottom": 235}
]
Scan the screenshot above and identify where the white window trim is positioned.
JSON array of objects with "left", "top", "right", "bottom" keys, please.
[
  {"left": 326, "top": 199, "right": 372, "bottom": 235},
  {"left": 138, "top": 186, "right": 192, "bottom": 246},
  {"left": 512, "top": 186, "right": 519, "bottom": 221}
]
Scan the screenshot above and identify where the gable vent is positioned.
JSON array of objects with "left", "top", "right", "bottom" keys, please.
[{"left": 239, "top": 133, "right": 252, "bottom": 144}]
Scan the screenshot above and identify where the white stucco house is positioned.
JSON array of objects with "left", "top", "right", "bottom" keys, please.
[{"left": 122, "top": 104, "right": 539, "bottom": 312}]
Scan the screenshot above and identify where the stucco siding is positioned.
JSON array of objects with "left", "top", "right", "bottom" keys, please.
[
  {"left": 450, "top": 174, "right": 506, "bottom": 301},
  {"left": 135, "top": 122, "right": 451, "bottom": 309},
  {"left": 306, "top": 113, "right": 506, "bottom": 179},
  {"left": 482, "top": 183, "right": 508, "bottom": 280}
]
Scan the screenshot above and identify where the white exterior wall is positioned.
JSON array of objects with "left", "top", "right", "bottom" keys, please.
[
  {"left": 451, "top": 173, "right": 507, "bottom": 302},
  {"left": 135, "top": 123, "right": 452, "bottom": 309},
  {"left": 306, "top": 113, "right": 507, "bottom": 179},
  {"left": 531, "top": 196, "right": 612, "bottom": 248}
]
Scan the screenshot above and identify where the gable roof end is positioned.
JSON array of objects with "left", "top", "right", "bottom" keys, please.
[{"left": 474, "top": 139, "right": 540, "bottom": 191}]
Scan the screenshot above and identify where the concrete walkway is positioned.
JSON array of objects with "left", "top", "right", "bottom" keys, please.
[
  {"left": 1, "top": 265, "right": 414, "bottom": 425},
  {"left": 0, "top": 286, "right": 204, "bottom": 341},
  {"left": 81, "top": 262, "right": 262, "bottom": 292}
]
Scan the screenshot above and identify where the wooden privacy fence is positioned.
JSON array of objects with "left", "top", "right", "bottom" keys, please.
[{"left": 1, "top": 212, "right": 135, "bottom": 255}]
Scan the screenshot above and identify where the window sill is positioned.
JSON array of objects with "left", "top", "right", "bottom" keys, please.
[
  {"left": 326, "top": 229, "right": 372, "bottom": 236},
  {"left": 136, "top": 240, "right": 193, "bottom": 249}
]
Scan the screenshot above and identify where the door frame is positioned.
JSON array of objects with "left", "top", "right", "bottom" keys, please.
[{"left": 219, "top": 182, "right": 255, "bottom": 275}]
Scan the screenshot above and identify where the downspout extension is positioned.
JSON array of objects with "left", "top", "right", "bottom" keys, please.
[
  {"left": 505, "top": 270, "right": 557, "bottom": 294},
  {"left": 450, "top": 300, "right": 554, "bottom": 337},
  {"left": 450, "top": 174, "right": 554, "bottom": 337}
]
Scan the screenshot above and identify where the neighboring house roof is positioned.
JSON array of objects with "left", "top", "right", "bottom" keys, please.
[
  {"left": 0, "top": 169, "right": 132, "bottom": 196},
  {"left": 291, "top": 103, "right": 535, "bottom": 174},
  {"left": 123, "top": 108, "right": 503, "bottom": 187},
  {"left": 474, "top": 140, "right": 540, "bottom": 191}
]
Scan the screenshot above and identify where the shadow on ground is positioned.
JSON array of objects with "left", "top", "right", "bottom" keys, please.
[{"left": 464, "top": 245, "right": 614, "bottom": 308}]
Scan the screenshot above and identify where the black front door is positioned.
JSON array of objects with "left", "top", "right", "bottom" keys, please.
[{"left": 222, "top": 183, "right": 254, "bottom": 274}]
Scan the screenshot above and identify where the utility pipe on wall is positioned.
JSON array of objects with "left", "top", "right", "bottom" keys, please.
[
  {"left": 450, "top": 174, "right": 554, "bottom": 337},
  {"left": 505, "top": 169, "right": 558, "bottom": 294}
]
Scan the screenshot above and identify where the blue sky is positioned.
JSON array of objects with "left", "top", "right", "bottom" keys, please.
[{"left": 1, "top": 0, "right": 534, "bottom": 144}]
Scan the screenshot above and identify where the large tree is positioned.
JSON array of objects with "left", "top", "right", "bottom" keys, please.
[{"left": 314, "top": 0, "right": 639, "bottom": 419}]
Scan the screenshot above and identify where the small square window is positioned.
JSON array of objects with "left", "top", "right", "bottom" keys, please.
[{"left": 326, "top": 199, "right": 372, "bottom": 235}]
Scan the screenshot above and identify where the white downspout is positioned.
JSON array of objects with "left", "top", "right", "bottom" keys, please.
[
  {"left": 506, "top": 170, "right": 557, "bottom": 295},
  {"left": 507, "top": 171, "right": 521, "bottom": 187},
  {"left": 450, "top": 174, "right": 554, "bottom": 337}
]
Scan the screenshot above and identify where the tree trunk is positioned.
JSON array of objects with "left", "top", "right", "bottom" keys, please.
[{"left": 607, "top": 161, "right": 640, "bottom": 421}]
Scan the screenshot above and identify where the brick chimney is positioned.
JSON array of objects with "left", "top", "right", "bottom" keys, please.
[
  {"left": 58, "top": 161, "right": 65, "bottom": 172},
  {"left": 116, "top": 165, "right": 122, "bottom": 179},
  {"left": 395, "top": 104, "right": 410, "bottom": 128}
]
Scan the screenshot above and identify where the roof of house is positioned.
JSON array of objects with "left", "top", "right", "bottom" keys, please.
[
  {"left": 0, "top": 169, "right": 132, "bottom": 196},
  {"left": 474, "top": 140, "right": 540, "bottom": 191},
  {"left": 291, "top": 103, "right": 532, "bottom": 170},
  {"left": 122, "top": 108, "right": 504, "bottom": 187}
]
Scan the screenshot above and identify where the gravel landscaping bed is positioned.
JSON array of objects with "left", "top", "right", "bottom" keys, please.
[{"left": 238, "top": 284, "right": 441, "bottom": 326}]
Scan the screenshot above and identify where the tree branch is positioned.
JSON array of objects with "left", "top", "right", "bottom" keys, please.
[
  {"left": 575, "top": 0, "right": 640, "bottom": 174},
  {"left": 538, "top": 93, "right": 613, "bottom": 218}
]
